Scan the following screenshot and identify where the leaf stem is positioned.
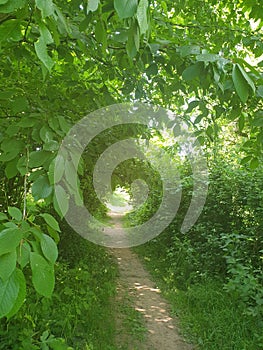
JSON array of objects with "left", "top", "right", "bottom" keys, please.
[{"left": 23, "top": 147, "right": 29, "bottom": 220}]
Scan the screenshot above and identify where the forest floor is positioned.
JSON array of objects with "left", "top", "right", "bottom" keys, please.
[{"left": 107, "top": 212, "right": 195, "bottom": 350}]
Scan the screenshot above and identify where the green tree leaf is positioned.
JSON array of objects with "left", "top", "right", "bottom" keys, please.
[
  {"left": 10, "top": 96, "right": 29, "bottom": 114},
  {"left": 58, "top": 116, "right": 71, "bottom": 133},
  {"left": 0, "top": 0, "right": 25, "bottom": 14},
  {"left": 36, "top": 0, "right": 55, "bottom": 18},
  {"left": 39, "top": 23, "right": 53, "bottom": 45},
  {"left": 32, "top": 175, "right": 53, "bottom": 200},
  {"left": 6, "top": 124, "right": 20, "bottom": 137},
  {"left": 65, "top": 160, "right": 77, "bottom": 189},
  {"left": 251, "top": 112, "right": 263, "bottom": 127},
  {"left": 18, "top": 115, "right": 39, "bottom": 128},
  {"left": 87, "top": 0, "right": 99, "bottom": 13},
  {"left": 178, "top": 45, "right": 200, "bottom": 57},
  {"left": 0, "top": 227, "right": 23, "bottom": 255},
  {"left": 196, "top": 53, "right": 220, "bottom": 62},
  {"left": 34, "top": 38, "right": 54, "bottom": 72},
  {"left": 114, "top": 0, "right": 138, "bottom": 19},
  {"left": 17, "top": 156, "right": 27, "bottom": 176},
  {"left": 17, "top": 241, "right": 31, "bottom": 269},
  {"left": 1, "top": 138, "right": 24, "bottom": 152},
  {"left": 0, "top": 149, "right": 19, "bottom": 162},
  {"left": 43, "top": 140, "right": 59, "bottom": 151},
  {"left": 53, "top": 155, "right": 65, "bottom": 183},
  {"left": 30, "top": 227, "right": 42, "bottom": 240},
  {"left": 0, "top": 213, "right": 8, "bottom": 221},
  {"left": 182, "top": 62, "right": 203, "bottom": 81},
  {"left": 40, "top": 125, "right": 54, "bottom": 143},
  {"left": 257, "top": 85, "right": 263, "bottom": 98},
  {"left": 250, "top": 157, "right": 259, "bottom": 169},
  {"left": 0, "top": 269, "right": 20, "bottom": 318},
  {"left": 8, "top": 206, "right": 22, "bottom": 221},
  {"left": 232, "top": 64, "right": 249, "bottom": 103},
  {"left": 240, "top": 155, "right": 252, "bottom": 165},
  {"left": 40, "top": 234, "right": 58, "bottom": 264},
  {"left": 54, "top": 185, "right": 69, "bottom": 217},
  {"left": 133, "top": 22, "right": 140, "bottom": 51},
  {"left": 237, "top": 63, "right": 255, "bottom": 93},
  {"left": 47, "top": 226, "right": 60, "bottom": 244},
  {"left": 40, "top": 213, "right": 61, "bottom": 232},
  {"left": 238, "top": 114, "right": 245, "bottom": 132},
  {"left": 6, "top": 269, "right": 26, "bottom": 319},
  {"left": 0, "top": 251, "right": 17, "bottom": 281},
  {"left": 30, "top": 252, "right": 55, "bottom": 298},
  {"left": 0, "top": 138, "right": 24, "bottom": 162},
  {"left": 95, "top": 20, "right": 107, "bottom": 48},
  {"left": 0, "top": 20, "right": 22, "bottom": 44},
  {"left": 5, "top": 158, "right": 19, "bottom": 179},
  {"left": 146, "top": 63, "right": 158, "bottom": 77},
  {"left": 126, "top": 28, "right": 137, "bottom": 58},
  {"left": 28, "top": 150, "right": 52, "bottom": 168},
  {"left": 136, "top": 0, "right": 148, "bottom": 35}
]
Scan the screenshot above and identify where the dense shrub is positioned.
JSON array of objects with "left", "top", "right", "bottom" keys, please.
[{"left": 130, "top": 156, "right": 263, "bottom": 346}]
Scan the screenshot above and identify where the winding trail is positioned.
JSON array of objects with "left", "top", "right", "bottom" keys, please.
[{"left": 108, "top": 213, "right": 194, "bottom": 350}]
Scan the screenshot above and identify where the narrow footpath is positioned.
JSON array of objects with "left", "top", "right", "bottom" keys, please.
[{"left": 107, "top": 213, "right": 195, "bottom": 350}]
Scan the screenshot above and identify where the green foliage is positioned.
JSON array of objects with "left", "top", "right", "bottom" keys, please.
[
  {"left": 0, "top": 205, "right": 60, "bottom": 316},
  {"left": 8, "top": 206, "right": 22, "bottom": 221},
  {"left": 0, "top": 251, "right": 16, "bottom": 281},
  {"left": 114, "top": 0, "right": 138, "bottom": 19},
  {"left": 30, "top": 252, "right": 55, "bottom": 298},
  {"left": 118, "top": 296, "right": 147, "bottom": 344},
  {"left": 170, "top": 280, "right": 263, "bottom": 349},
  {"left": 0, "top": 269, "right": 24, "bottom": 318},
  {"left": 0, "top": 227, "right": 23, "bottom": 255},
  {"left": 232, "top": 64, "right": 255, "bottom": 103},
  {"left": 40, "top": 213, "right": 61, "bottom": 232},
  {"left": 0, "top": 224, "right": 117, "bottom": 349},
  {"left": 131, "top": 155, "right": 263, "bottom": 348},
  {"left": 0, "top": 0, "right": 262, "bottom": 334}
]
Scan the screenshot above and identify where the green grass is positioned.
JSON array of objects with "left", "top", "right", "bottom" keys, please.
[
  {"left": 134, "top": 245, "right": 263, "bottom": 350},
  {"left": 167, "top": 280, "right": 262, "bottom": 350},
  {"left": 114, "top": 290, "right": 147, "bottom": 350},
  {"left": 119, "top": 293, "right": 147, "bottom": 341}
]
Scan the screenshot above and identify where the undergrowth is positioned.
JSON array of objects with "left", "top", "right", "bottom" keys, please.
[
  {"left": 129, "top": 160, "right": 263, "bottom": 349},
  {"left": 134, "top": 236, "right": 263, "bottom": 350},
  {"left": 0, "top": 222, "right": 118, "bottom": 350},
  {"left": 114, "top": 288, "right": 147, "bottom": 350}
]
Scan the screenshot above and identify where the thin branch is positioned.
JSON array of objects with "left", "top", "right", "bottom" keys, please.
[
  {"left": 22, "top": 147, "right": 29, "bottom": 220},
  {"left": 0, "top": 14, "right": 15, "bottom": 25},
  {"left": 23, "top": 6, "right": 34, "bottom": 42},
  {"left": 158, "top": 19, "right": 263, "bottom": 36},
  {"left": 0, "top": 115, "right": 21, "bottom": 119}
]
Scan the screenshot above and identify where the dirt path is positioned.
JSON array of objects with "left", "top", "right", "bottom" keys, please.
[{"left": 107, "top": 213, "right": 194, "bottom": 350}]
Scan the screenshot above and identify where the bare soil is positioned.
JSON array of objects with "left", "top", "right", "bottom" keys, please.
[{"left": 108, "top": 212, "right": 195, "bottom": 350}]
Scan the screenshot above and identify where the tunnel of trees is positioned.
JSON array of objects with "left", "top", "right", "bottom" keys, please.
[{"left": 0, "top": 0, "right": 262, "bottom": 349}]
